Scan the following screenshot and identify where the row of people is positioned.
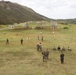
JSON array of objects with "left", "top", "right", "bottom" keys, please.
[
  {"left": 36, "top": 43, "right": 72, "bottom": 52},
  {"left": 52, "top": 45, "right": 72, "bottom": 51}
]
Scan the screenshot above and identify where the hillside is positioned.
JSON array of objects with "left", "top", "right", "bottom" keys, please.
[
  {"left": 0, "top": 1, "right": 49, "bottom": 25},
  {"left": 57, "top": 18, "right": 76, "bottom": 24}
]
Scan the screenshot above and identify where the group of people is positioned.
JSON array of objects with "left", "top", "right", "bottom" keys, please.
[
  {"left": 36, "top": 43, "right": 72, "bottom": 64},
  {"left": 53, "top": 45, "right": 72, "bottom": 64},
  {"left": 37, "top": 43, "right": 42, "bottom": 51},
  {"left": 6, "top": 37, "right": 71, "bottom": 64},
  {"left": 52, "top": 45, "right": 72, "bottom": 51},
  {"left": 36, "top": 43, "right": 49, "bottom": 62}
]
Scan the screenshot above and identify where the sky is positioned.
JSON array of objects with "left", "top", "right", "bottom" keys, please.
[{"left": 4, "top": 0, "right": 76, "bottom": 19}]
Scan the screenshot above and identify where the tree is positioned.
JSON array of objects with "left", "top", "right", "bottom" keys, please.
[{"left": 51, "top": 21, "right": 58, "bottom": 30}]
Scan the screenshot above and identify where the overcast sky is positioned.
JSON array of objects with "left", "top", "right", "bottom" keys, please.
[{"left": 4, "top": 0, "right": 76, "bottom": 19}]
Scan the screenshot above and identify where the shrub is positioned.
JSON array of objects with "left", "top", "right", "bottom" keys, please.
[
  {"left": 35, "top": 26, "right": 44, "bottom": 29},
  {"left": 63, "top": 27, "right": 69, "bottom": 29}
]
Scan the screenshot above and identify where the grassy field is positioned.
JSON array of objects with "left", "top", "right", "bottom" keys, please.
[{"left": 0, "top": 23, "right": 76, "bottom": 75}]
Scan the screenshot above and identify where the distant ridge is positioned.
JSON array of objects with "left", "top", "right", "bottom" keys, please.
[
  {"left": 0, "top": 1, "right": 50, "bottom": 25},
  {"left": 57, "top": 18, "right": 76, "bottom": 24}
]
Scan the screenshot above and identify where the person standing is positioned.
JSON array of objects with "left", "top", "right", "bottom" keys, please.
[
  {"left": 42, "top": 51, "right": 46, "bottom": 62},
  {"left": 39, "top": 43, "right": 42, "bottom": 51},
  {"left": 37, "top": 43, "right": 40, "bottom": 51},
  {"left": 41, "top": 36, "right": 43, "bottom": 41},
  {"left": 60, "top": 52, "right": 64, "bottom": 64},
  {"left": 38, "top": 35, "right": 39, "bottom": 40},
  {"left": 6, "top": 38, "right": 9, "bottom": 45},
  {"left": 45, "top": 48, "right": 49, "bottom": 59},
  {"left": 21, "top": 38, "right": 23, "bottom": 45}
]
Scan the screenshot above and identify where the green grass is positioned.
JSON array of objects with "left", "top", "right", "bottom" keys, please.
[{"left": 0, "top": 24, "right": 76, "bottom": 75}]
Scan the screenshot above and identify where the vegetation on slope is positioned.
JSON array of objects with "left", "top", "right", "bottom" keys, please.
[{"left": 0, "top": 1, "right": 49, "bottom": 25}]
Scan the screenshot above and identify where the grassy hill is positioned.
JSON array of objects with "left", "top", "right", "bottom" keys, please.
[
  {"left": 0, "top": 22, "right": 76, "bottom": 75},
  {"left": 57, "top": 18, "right": 76, "bottom": 24},
  {"left": 0, "top": 1, "right": 49, "bottom": 25}
]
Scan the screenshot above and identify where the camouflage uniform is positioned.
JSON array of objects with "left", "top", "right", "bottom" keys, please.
[
  {"left": 21, "top": 39, "right": 23, "bottom": 45},
  {"left": 60, "top": 53, "right": 64, "bottom": 64},
  {"left": 42, "top": 49, "right": 49, "bottom": 62},
  {"left": 37, "top": 43, "right": 40, "bottom": 51},
  {"left": 41, "top": 36, "right": 43, "bottom": 41},
  {"left": 39, "top": 43, "right": 42, "bottom": 51},
  {"left": 45, "top": 49, "right": 49, "bottom": 59},
  {"left": 6, "top": 39, "right": 9, "bottom": 45},
  {"left": 42, "top": 51, "right": 46, "bottom": 62}
]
